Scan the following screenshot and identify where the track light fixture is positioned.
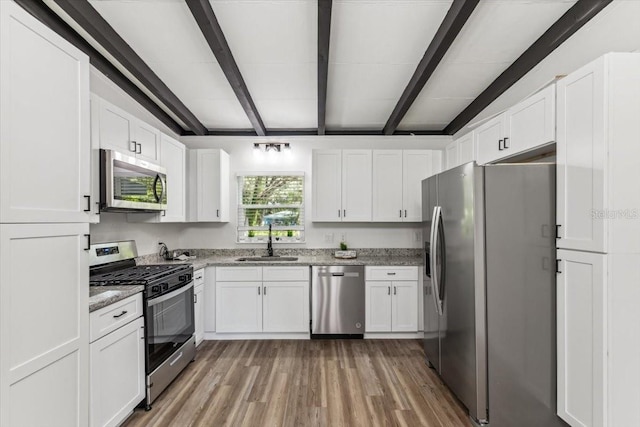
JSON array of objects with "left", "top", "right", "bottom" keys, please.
[{"left": 253, "top": 142, "right": 291, "bottom": 152}]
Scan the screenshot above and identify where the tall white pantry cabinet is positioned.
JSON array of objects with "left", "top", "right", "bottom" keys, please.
[
  {"left": 0, "top": 2, "right": 90, "bottom": 426},
  {"left": 556, "top": 53, "right": 640, "bottom": 427}
]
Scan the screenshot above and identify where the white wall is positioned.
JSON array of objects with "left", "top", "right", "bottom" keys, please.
[{"left": 179, "top": 135, "right": 450, "bottom": 250}]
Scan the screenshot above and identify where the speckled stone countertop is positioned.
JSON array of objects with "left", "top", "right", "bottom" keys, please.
[
  {"left": 135, "top": 248, "right": 423, "bottom": 270},
  {"left": 89, "top": 285, "right": 144, "bottom": 313},
  {"left": 91, "top": 249, "right": 422, "bottom": 311}
]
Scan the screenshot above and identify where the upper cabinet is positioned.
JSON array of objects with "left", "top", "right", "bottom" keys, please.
[
  {"left": 93, "top": 97, "right": 159, "bottom": 163},
  {"left": 476, "top": 84, "right": 556, "bottom": 165},
  {"left": 373, "top": 150, "right": 438, "bottom": 222},
  {"left": 444, "top": 140, "right": 459, "bottom": 169},
  {"left": 444, "top": 133, "right": 475, "bottom": 171},
  {"left": 312, "top": 149, "right": 371, "bottom": 222},
  {"left": 0, "top": 1, "right": 91, "bottom": 224},
  {"left": 556, "top": 53, "right": 640, "bottom": 254},
  {"left": 187, "top": 149, "right": 230, "bottom": 222},
  {"left": 314, "top": 149, "right": 440, "bottom": 223}
]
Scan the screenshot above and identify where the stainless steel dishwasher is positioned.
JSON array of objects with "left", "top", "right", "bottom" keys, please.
[{"left": 311, "top": 265, "right": 365, "bottom": 338}]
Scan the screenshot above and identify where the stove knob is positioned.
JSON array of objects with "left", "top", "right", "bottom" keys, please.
[
  {"left": 151, "top": 285, "right": 160, "bottom": 294},
  {"left": 162, "top": 283, "right": 169, "bottom": 291}
]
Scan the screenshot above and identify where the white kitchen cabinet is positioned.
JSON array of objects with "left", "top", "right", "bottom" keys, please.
[
  {"left": 128, "top": 133, "right": 186, "bottom": 223},
  {"left": 93, "top": 96, "right": 159, "bottom": 163},
  {"left": 312, "top": 149, "right": 371, "bottom": 222},
  {"left": 475, "top": 114, "right": 507, "bottom": 166},
  {"left": 0, "top": 223, "right": 89, "bottom": 427},
  {"left": 372, "top": 150, "right": 434, "bottom": 223},
  {"left": 263, "top": 282, "right": 310, "bottom": 333},
  {"left": 215, "top": 266, "right": 310, "bottom": 335},
  {"left": 203, "top": 267, "right": 216, "bottom": 334},
  {"left": 187, "top": 149, "right": 230, "bottom": 222},
  {"left": 342, "top": 150, "right": 372, "bottom": 221},
  {"left": 372, "top": 150, "right": 403, "bottom": 222},
  {"left": 476, "top": 85, "right": 555, "bottom": 166},
  {"left": 0, "top": 1, "right": 91, "bottom": 224},
  {"left": 216, "top": 282, "right": 263, "bottom": 333},
  {"left": 444, "top": 140, "right": 459, "bottom": 170},
  {"left": 457, "top": 133, "right": 475, "bottom": 164},
  {"left": 556, "top": 250, "right": 606, "bottom": 427},
  {"left": 193, "top": 268, "right": 205, "bottom": 346},
  {"left": 365, "top": 267, "right": 418, "bottom": 333},
  {"left": 557, "top": 53, "right": 640, "bottom": 254},
  {"left": 90, "top": 316, "right": 144, "bottom": 427}
]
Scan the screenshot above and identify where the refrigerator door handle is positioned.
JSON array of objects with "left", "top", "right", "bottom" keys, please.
[{"left": 430, "top": 206, "right": 443, "bottom": 315}]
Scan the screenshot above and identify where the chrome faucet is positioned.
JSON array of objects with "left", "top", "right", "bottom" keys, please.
[{"left": 267, "top": 224, "right": 274, "bottom": 257}]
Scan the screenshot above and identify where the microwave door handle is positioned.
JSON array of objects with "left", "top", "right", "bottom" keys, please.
[
  {"left": 159, "top": 174, "right": 166, "bottom": 203},
  {"left": 153, "top": 174, "right": 164, "bottom": 203}
]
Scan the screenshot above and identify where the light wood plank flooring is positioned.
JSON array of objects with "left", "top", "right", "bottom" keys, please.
[{"left": 123, "top": 340, "right": 471, "bottom": 427}]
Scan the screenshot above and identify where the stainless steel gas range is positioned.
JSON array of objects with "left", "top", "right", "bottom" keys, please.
[{"left": 89, "top": 241, "right": 195, "bottom": 410}]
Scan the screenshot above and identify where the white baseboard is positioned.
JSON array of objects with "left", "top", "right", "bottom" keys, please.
[
  {"left": 364, "top": 332, "right": 424, "bottom": 339},
  {"left": 203, "top": 332, "right": 310, "bottom": 340}
]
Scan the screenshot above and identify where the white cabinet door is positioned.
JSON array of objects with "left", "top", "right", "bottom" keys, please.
[
  {"left": 90, "top": 317, "right": 144, "bottom": 427},
  {"left": 194, "top": 149, "right": 230, "bottom": 222},
  {"left": 194, "top": 284, "right": 205, "bottom": 346},
  {"left": 133, "top": 121, "right": 160, "bottom": 163},
  {"left": 204, "top": 267, "right": 216, "bottom": 333},
  {"left": 392, "top": 281, "right": 418, "bottom": 332},
  {"left": 312, "top": 149, "right": 342, "bottom": 221},
  {"left": 402, "top": 150, "right": 431, "bottom": 222},
  {"left": 556, "top": 58, "right": 606, "bottom": 253},
  {"left": 0, "top": 223, "right": 89, "bottom": 427},
  {"left": 444, "top": 140, "right": 459, "bottom": 170},
  {"left": 506, "top": 84, "right": 555, "bottom": 155},
  {"left": 372, "top": 150, "right": 403, "bottom": 222},
  {"left": 557, "top": 250, "right": 606, "bottom": 427},
  {"left": 365, "top": 282, "right": 392, "bottom": 332},
  {"left": 263, "top": 282, "right": 310, "bottom": 333},
  {"left": 97, "top": 100, "right": 136, "bottom": 155},
  {"left": 216, "top": 282, "right": 262, "bottom": 333},
  {"left": 159, "top": 134, "right": 185, "bottom": 222},
  {"left": 0, "top": 1, "right": 91, "bottom": 224},
  {"left": 342, "top": 150, "right": 372, "bottom": 221},
  {"left": 457, "top": 133, "right": 475, "bottom": 164},
  {"left": 475, "top": 114, "right": 506, "bottom": 165}
]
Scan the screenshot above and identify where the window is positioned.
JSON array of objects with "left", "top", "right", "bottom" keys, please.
[{"left": 237, "top": 173, "right": 304, "bottom": 243}]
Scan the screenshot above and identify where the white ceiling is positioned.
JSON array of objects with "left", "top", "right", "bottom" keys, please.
[{"left": 78, "top": 0, "right": 640, "bottom": 134}]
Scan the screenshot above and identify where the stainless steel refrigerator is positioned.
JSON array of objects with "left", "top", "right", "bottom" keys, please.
[{"left": 422, "top": 162, "right": 565, "bottom": 427}]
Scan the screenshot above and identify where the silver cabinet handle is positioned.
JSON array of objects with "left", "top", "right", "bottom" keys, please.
[
  {"left": 338, "top": 209, "right": 341, "bottom": 218},
  {"left": 387, "top": 272, "right": 396, "bottom": 275},
  {"left": 263, "top": 286, "right": 267, "bottom": 295},
  {"left": 113, "top": 310, "right": 128, "bottom": 318},
  {"left": 216, "top": 209, "right": 219, "bottom": 218},
  {"left": 393, "top": 286, "right": 397, "bottom": 295},
  {"left": 503, "top": 137, "right": 510, "bottom": 149},
  {"left": 343, "top": 210, "right": 346, "bottom": 218},
  {"left": 84, "top": 234, "right": 90, "bottom": 251},
  {"left": 258, "top": 286, "right": 260, "bottom": 295},
  {"left": 193, "top": 294, "right": 197, "bottom": 304},
  {"left": 130, "top": 141, "right": 137, "bottom": 152},
  {"left": 84, "top": 195, "right": 91, "bottom": 212},
  {"left": 399, "top": 210, "right": 402, "bottom": 218},
  {"left": 388, "top": 286, "right": 390, "bottom": 295},
  {"left": 404, "top": 210, "right": 407, "bottom": 218},
  {"left": 136, "top": 142, "right": 142, "bottom": 154},
  {"left": 498, "top": 139, "right": 504, "bottom": 151}
]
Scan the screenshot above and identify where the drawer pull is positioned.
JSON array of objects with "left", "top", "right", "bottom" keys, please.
[
  {"left": 387, "top": 272, "right": 396, "bottom": 276},
  {"left": 113, "top": 310, "right": 128, "bottom": 318}
]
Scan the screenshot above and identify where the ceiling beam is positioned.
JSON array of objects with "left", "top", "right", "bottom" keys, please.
[
  {"left": 186, "top": 0, "right": 267, "bottom": 137},
  {"left": 383, "top": 0, "right": 479, "bottom": 136},
  {"left": 182, "top": 128, "right": 447, "bottom": 136},
  {"left": 317, "top": 0, "right": 333, "bottom": 136},
  {"left": 14, "top": 0, "right": 184, "bottom": 135},
  {"left": 51, "top": 0, "right": 207, "bottom": 136},
  {"left": 444, "top": 0, "right": 613, "bottom": 135}
]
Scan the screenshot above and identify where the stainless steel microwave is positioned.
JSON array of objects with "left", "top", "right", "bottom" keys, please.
[{"left": 99, "top": 149, "right": 167, "bottom": 212}]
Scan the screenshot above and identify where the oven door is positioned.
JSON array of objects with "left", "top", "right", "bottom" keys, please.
[
  {"left": 145, "top": 282, "right": 194, "bottom": 374},
  {"left": 100, "top": 149, "right": 168, "bottom": 212}
]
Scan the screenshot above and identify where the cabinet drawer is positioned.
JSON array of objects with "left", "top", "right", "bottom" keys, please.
[
  {"left": 193, "top": 268, "right": 205, "bottom": 287},
  {"left": 216, "top": 266, "right": 262, "bottom": 282},
  {"left": 263, "top": 266, "right": 309, "bottom": 282},
  {"left": 90, "top": 293, "right": 143, "bottom": 343},
  {"left": 365, "top": 266, "right": 418, "bottom": 281}
]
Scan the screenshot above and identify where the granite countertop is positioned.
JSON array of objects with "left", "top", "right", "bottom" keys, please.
[
  {"left": 89, "top": 285, "right": 145, "bottom": 313},
  {"left": 91, "top": 249, "right": 422, "bottom": 311}
]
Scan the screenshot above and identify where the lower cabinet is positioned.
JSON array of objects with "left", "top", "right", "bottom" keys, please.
[
  {"left": 365, "top": 267, "right": 419, "bottom": 333},
  {"left": 556, "top": 249, "right": 606, "bottom": 427},
  {"left": 89, "top": 294, "right": 145, "bottom": 427},
  {"left": 204, "top": 266, "right": 216, "bottom": 334},
  {"left": 193, "top": 268, "right": 205, "bottom": 346},
  {"left": 216, "top": 266, "right": 310, "bottom": 334}
]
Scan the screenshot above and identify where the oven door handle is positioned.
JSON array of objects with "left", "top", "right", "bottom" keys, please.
[{"left": 147, "top": 281, "right": 193, "bottom": 307}]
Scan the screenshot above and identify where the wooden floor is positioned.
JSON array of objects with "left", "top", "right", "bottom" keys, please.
[{"left": 123, "top": 340, "right": 471, "bottom": 427}]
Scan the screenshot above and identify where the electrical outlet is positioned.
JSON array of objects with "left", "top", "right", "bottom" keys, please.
[
  {"left": 324, "top": 233, "right": 334, "bottom": 243},
  {"left": 340, "top": 233, "right": 346, "bottom": 242},
  {"left": 414, "top": 231, "right": 421, "bottom": 242}
]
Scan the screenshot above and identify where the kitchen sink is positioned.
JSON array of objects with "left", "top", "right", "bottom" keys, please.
[{"left": 236, "top": 256, "right": 298, "bottom": 262}]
